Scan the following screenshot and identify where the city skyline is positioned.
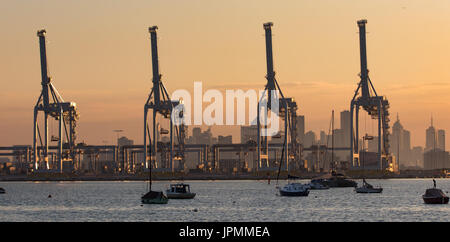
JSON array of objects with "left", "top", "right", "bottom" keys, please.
[
  {"left": 113, "top": 110, "right": 439, "bottom": 168},
  {"left": 2, "top": 0, "right": 450, "bottom": 148}
]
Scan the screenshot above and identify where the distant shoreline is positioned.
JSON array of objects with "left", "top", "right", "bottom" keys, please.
[{"left": 0, "top": 172, "right": 447, "bottom": 182}]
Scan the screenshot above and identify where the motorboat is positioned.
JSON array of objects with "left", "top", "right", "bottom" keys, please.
[
  {"left": 141, "top": 190, "right": 168, "bottom": 204},
  {"left": 422, "top": 180, "right": 449, "bottom": 204},
  {"left": 355, "top": 179, "right": 382, "bottom": 193},
  {"left": 0, "top": 187, "right": 5, "bottom": 194},
  {"left": 313, "top": 171, "right": 357, "bottom": 188},
  {"left": 306, "top": 179, "right": 329, "bottom": 190},
  {"left": 327, "top": 172, "right": 357, "bottom": 187},
  {"left": 279, "top": 183, "right": 309, "bottom": 196},
  {"left": 166, "top": 183, "right": 196, "bottom": 199}
]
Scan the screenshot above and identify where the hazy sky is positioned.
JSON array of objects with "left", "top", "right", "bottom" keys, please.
[{"left": 1, "top": 0, "right": 450, "bottom": 148}]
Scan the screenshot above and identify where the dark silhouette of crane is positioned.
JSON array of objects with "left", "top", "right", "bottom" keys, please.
[
  {"left": 350, "top": 20, "right": 392, "bottom": 171},
  {"left": 257, "top": 22, "right": 299, "bottom": 172},
  {"left": 143, "top": 26, "right": 186, "bottom": 172},
  {"left": 33, "top": 29, "right": 78, "bottom": 172}
]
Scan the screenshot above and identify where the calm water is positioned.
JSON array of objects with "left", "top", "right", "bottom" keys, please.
[{"left": 0, "top": 179, "right": 449, "bottom": 222}]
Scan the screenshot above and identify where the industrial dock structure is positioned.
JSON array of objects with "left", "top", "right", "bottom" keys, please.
[{"left": 0, "top": 20, "right": 417, "bottom": 178}]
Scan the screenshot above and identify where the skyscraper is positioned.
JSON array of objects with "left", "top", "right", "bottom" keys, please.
[
  {"left": 437, "top": 129, "right": 445, "bottom": 151},
  {"left": 340, "top": 110, "right": 350, "bottom": 131},
  {"left": 117, "top": 136, "right": 133, "bottom": 146},
  {"left": 319, "top": 130, "right": 327, "bottom": 145},
  {"left": 391, "top": 114, "right": 403, "bottom": 164},
  {"left": 390, "top": 114, "right": 412, "bottom": 167},
  {"left": 218, "top": 135, "right": 232, "bottom": 144},
  {"left": 241, "top": 125, "right": 258, "bottom": 143},
  {"left": 190, "top": 127, "right": 213, "bottom": 145},
  {"left": 340, "top": 110, "right": 351, "bottom": 147},
  {"left": 403, "top": 130, "right": 411, "bottom": 152},
  {"left": 304, "top": 131, "right": 316, "bottom": 148},
  {"left": 296, "top": 116, "right": 305, "bottom": 145},
  {"left": 368, "top": 136, "right": 379, "bottom": 152},
  {"left": 411, "top": 146, "right": 424, "bottom": 168},
  {"left": 425, "top": 117, "right": 437, "bottom": 152}
]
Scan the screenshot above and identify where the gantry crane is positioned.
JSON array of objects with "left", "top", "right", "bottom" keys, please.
[
  {"left": 257, "top": 22, "right": 299, "bottom": 171},
  {"left": 350, "top": 20, "right": 392, "bottom": 171},
  {"left": 33, "top": 29, "right": 79, "bottom": 172},
  {"left": 143, "top": 26, "right": 186, "bottom": 172}
]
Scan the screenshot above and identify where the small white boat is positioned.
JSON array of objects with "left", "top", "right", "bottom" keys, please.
[
  {"left": 166, "top": 183, "right": 196, "bottom": 199},
  {"left": 355, "top": 179, "right": 382, "bottom": 193},
  {"left": 279, "top": 183, "right": 309, "bottom": 196}
]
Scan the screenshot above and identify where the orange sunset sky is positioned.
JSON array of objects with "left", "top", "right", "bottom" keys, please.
[{"left": 1, "top": 0, "right": 450, "bottom": 148}]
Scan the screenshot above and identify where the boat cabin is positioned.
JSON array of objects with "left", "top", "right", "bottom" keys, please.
[
  {"left": 424, "top": 188, "right": 446, "bottom": 198},
  {"left": 169, "top": 183, "right": 191, "bottom": 194},
  {"left": 142, "top": 191, "right": 165, "bottom": 199}
]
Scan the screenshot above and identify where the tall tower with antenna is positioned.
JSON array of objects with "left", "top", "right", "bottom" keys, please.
[{"left": 425, "top": 114, "right": 437, "bottom": 152}]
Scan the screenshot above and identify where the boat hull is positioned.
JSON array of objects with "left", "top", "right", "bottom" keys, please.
[
  {"left": 141, "top": 196, "right": 168, "bottom": 204},
  {"left": 167, "top": 192, "right": 196, "bottom": 199},
  {"left": 326, "top": 179, "right": 357, "bottom": 188},
  {"left": 308, "top": 184, "right": 329, "bottom": 190},
  {"left": 422, "top": 196, "right": 449, "bottom": 204},
  {"left": 141, "top": 191, "right": 168, "bottom": 204},
  {"left": 355, "top": 187, "right": 383, "bottom": 193},
  {"left": 279, "top": 190, "right": 309, "bottom": 197}
]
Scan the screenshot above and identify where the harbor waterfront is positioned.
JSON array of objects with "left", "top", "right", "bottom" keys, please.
[
  {"left": 0, "top": 168, "right": 448, "bottom": 182},
  {"left": 0, "top": 179, "right": 448, "bottom": 222},
  {"left": 3, "top": 1, "right": 450, "bottom": 228}
]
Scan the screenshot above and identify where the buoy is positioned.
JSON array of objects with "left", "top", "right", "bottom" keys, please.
[
  {"left": 193, "top": 208, "right": 198, "bottom": 212},
  {"left": 48, "top": 195, "right": 52, "bottom": 198}
]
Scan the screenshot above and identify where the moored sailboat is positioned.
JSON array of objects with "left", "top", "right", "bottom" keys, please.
[
  {"left": 355, "top": 135, "right": 382, "bottom": 193},
  {"left": 141, "top": 158, "right": 168, "bottom": 204},
  {"left": 141, "top": 190, "right": 168, "bottom": 204},
  {"left": 275, "top": 150, "right": 309, "bottom": 197},
  {"left": 422, "top": 179, "right": 449, "bottom": 204},
  {"left": 355, "top": 179, "right": 382, "bottom": 193}
]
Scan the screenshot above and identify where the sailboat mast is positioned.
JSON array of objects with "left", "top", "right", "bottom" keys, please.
[
  {"left": 331, "top": 110, "right": 334, "bottom": 170},
  {"left": 147, "top": 138, "right": 153, "bottom": 191},
  {"left": 275, "top": 138, "right": 287, "bottom": 185},
  {"left": 149, "top": 162, "right": 152, "bottom": 191}
]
